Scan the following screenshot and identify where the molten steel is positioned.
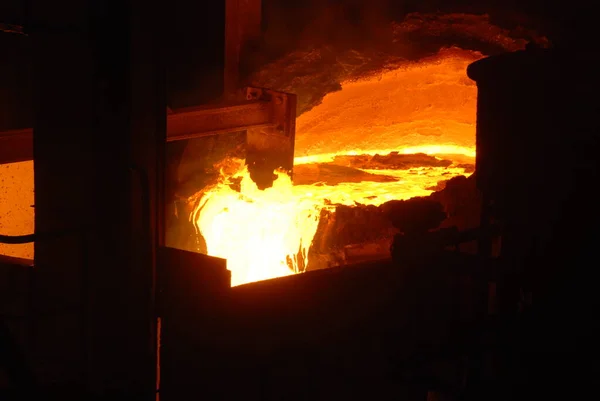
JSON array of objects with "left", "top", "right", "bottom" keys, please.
[
  {"left": 192, "top": 159, "right": 323, "bottom": 286},
  {"left": 193, "top": 48, "right": 481, "bottom": 286}
]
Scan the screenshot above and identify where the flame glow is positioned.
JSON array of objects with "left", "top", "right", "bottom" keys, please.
[
  {"left": 192, "top": 48, "right": 481, "bottom": 286},
  {"left": 192, "top": 159, "right": 324, "bottom": 286}
]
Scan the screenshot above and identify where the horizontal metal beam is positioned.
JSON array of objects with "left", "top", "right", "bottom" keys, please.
[
  {"left": 0, "top": 99, "right": 277, "bottom": 163},
  {"left": 166, "top": 100, "right": 275, "bottom": 142}
]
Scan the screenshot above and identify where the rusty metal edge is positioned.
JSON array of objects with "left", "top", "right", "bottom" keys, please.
[
  {"left": 169, "top": 100, "right": 265, "bottom": 116},
  {"left": 166, "top": 123, "right": 276, "bottom": 143},
  {"left": 1, "top": 99, "right": 279, "bottom": 163},
  {"left": 166, "top": 100, "right": 274, "bottom": 141},
  {"left": 0, "top": 85, "right": 297, "bottom": 164}
]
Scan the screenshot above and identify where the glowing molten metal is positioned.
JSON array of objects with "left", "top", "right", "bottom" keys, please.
[
  {"left": 193, "top": 48, "right": 480, "bottom": 286},
  {"left": 192, "top": 159, "right": 322, "bottom": 286}
]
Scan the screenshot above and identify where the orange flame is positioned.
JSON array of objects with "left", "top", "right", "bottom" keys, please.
[{"left": 192, "top": 159, "right": 324, "bottom": 286}]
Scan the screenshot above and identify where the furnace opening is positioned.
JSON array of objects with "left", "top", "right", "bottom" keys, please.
[
  {"left": 187, "top": 48, "right": 480, "bottom": 286},
  {"left": 1, "top": 12, "right": 547, "bottom": 284},
  {"left": 168, "top": 12, "right": 549, "bottom": 287}
]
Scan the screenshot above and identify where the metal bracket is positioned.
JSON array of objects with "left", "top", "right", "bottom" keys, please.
[
  {"left": 166, "top": 86, "right": 296, "bottom": 142},
  {"left": 245, "top": 87, "right": 296, "bottom": 137}
]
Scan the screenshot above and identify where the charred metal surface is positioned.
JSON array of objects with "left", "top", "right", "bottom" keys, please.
[
  {"left": 246, "top": 127, "right": 295, "bottom": 188},
  {"left": 467, "top": 46, "right": 600, "bottom": 399},
  {"left": 468, "top": 46, "right": 593, "bottom": 265},
  {"left": 160, "top": 256, "right": 485, "bottom": 400},
  {"left": 158, "top": 246, "right": 229, "bottom": 401},
  {"left": 245, "top": 87, "right": 296, "bottom": 139},
  {"left": 244, "top": 87, "right": 297, "bottom": 188}
]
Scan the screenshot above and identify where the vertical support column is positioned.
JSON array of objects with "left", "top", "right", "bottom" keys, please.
[
  {"left": 224, "top": 0, "right": 262, "bottom": 94},
  {"left": 129, "top": 0, "right": 166, "bottom": 397},
  {"left": 30, "top": 0, "right": 163, "bottom": 398},
  {"left": 30, "top": 0, "right": 101, "bottom": 386}
]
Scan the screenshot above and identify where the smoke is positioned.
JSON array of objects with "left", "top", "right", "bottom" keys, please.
[
  {"left": 261, "top": 0, "right": 392, "bottom": 51},
  {"left": 243, "top": 1, "right": 397, "bottom": 82},
  {"left": 246, "top": 0, "right": 552, "bottom": 80},
  {"left": 259, "top": 0, "right": 554, "bottom": 50}
]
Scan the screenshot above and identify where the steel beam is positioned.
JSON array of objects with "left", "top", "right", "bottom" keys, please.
[
  {"left": 166, "top": 100, "right": 274, "bottom": 142},
  {"left": 1, "top": 88, "right": 296, "bottom": 164}
]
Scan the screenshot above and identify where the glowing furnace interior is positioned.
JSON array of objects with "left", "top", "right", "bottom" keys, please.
[{"left": 191, "top": 47, "right": 481, "bottom": 286}]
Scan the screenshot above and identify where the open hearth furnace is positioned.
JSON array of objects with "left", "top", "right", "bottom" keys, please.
[
  {"left": 163, "top": 10, "right": 551, "bottom": 287},
  {"left": 2, "top": 5, "right": 550, "bottom": 288},
  {"left": 2, "top": 1, "right": 597, "bottom": 400}
]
